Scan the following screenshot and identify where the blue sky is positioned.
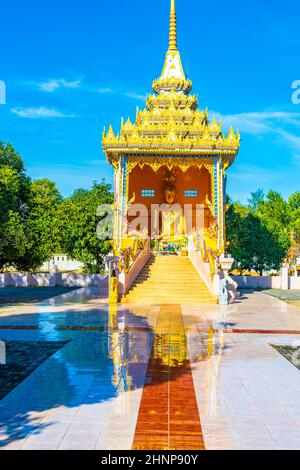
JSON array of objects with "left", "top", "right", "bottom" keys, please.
[{"left": 1, "top": 0, "right": 300, "bottom": 202}]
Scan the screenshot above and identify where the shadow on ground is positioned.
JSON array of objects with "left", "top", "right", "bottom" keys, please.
[{"left": 0, "top": 287, "right": 79, "bottom": 306}]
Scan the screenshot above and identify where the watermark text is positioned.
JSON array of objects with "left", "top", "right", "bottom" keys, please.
[
  {"left": 0, "top": 80, "right": 6, "bottom": 105},
  {"left": 291, "top": 80, "right": 300, "bottom": 104},
  {"left": 0, "top": 341, "right": 6, "bottom": 365}
]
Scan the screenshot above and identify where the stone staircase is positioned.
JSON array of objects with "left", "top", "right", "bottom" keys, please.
[{"left": 122, "top": 255, "right": 217, "bottom": 305}]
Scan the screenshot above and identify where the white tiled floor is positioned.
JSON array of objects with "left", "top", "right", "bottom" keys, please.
[
  {"left": 0, "top": 290, "right": 159, "bottom": 450},
  {"left": 183, "top": 291, "right": 300, "bottom": 449},
  {"left": 1, "top": 288, "right": 300, "bottom": 449}
]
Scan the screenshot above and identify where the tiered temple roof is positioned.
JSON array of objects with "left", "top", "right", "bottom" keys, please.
[{"left": 102, "top": 0, "right": 240, "bottom": 164}]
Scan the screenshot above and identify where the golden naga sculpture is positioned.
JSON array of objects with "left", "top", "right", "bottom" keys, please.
[
  {"left": 102, "top": 1, "right": 240, "bottom": 165},
  {"left": 193, "top": 223, "right": 219, "bottom": 278},
  {"left": 116, "top": 231, "right": 148, "bottom": 274}
]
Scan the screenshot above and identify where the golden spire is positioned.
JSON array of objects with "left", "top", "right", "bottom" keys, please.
[
  {"left": 152, "top": 0, "right": 190, "bottom": 92},
  {"left": 169, "top": 0, "right": 177, "bottom": 51}
]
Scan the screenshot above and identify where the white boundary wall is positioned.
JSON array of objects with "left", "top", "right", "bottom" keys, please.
[
  {"left": 232, "top": 275, "right": 300, "bottom": 290},
  {"left": 290, "top": 277, "right": 300, "bottom": 289},
  {"left": 0, "top": 273, "right": 108, "bottom": 288},
  {"left": 1, "top": 272, "right": 299, "bottom": 291}
]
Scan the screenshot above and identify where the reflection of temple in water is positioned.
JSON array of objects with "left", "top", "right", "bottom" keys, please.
[
  {"left": 108, "top": 306, "right": 153, "bottom": 392},
  {"left": 107, "top": 303, "right": 227, "bottom": 397},
  {"left": 152, "top": 331, "right": 188, "bottom": 367}
]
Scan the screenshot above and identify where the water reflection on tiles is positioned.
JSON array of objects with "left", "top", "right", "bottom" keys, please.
[
  {"left": 0, "top": 292, "right": 159, "bottom": 450},
  {"left": 133, "top": 305, "right": 205, "bottom": 451}
]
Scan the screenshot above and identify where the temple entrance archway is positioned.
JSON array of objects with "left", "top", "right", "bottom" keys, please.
[{"left": 127, "top": 163, "right": 214, "bottom": 240}]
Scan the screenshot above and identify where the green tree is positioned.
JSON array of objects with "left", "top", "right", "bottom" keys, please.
[
  {"left": 0, "top": 142, "right": 64, "bottom": 271},
  {"left": 288, "top": 192, "right": 300, "bottom": 237},
  {"left": 0, "top": 212, "right": 29, "bottom": 270},
  {"left": 247, "top": 188, "right": 264, "bottom": 211},
  {"left": 226, "top": 198, "right": 288, "bottom": 275},
  {"left": 0, "top": 142, "right": 31, "bottom": 271},
  {"left": 15, "top": 179, "right": 63, "bottom": 271},
  {"left": 256, "top": 190, "right": 291, "bottom": 257},
  {"left": 58, "top": 181, "right": 113, "bottom": 273},
  {"left": 0, "top": 142, "right": 30, "bottom": 222}
]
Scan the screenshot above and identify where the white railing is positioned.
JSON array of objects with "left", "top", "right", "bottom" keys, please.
[
  {"left": 118, "top": 239, "right": 150, "bottom": 295},
  {"left": 188, "top": 236, "right": 219, "bottom": 296}
]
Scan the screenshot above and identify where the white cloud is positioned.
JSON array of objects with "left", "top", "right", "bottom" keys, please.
[
  {"left": 95, "top": 89, "right": 146, "bottom": 100},
  {"left": 275, "top": 129, "right": 300, "bottom": 166},
  {"left": 276, "top": 128, "right": 300, "bottom": 149},
  {"left": 210, "top": 109, "right": 300, "bottom": 165},
  {"left": 37, "top": 79, "right": 81, "bottom": 92},
  {"left": 34, "top": 80, "right": 146, "bottom": 102},
  {"left": 231, "top": 164, "right": 279, "bottom": 184},
  {"left": 125, "top": 92, "right": 146, "bottom": 101},
  {"left": 210, "top": 110, "right": 300, "bottom": 135},
  {"left": 97, "top": 87, "right": 114, "bottom": 94},
  {"left": 11, "top": 106, "right": 75, "bottom": 119}
]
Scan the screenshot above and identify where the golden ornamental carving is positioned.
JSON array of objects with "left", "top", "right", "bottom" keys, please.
[
  {"left": 102, "top": 87, "right": 240, "bottom": 161},
  {"left": 152, "top": 77, "right": 192, "bottom": 94},
  {"left": 206, "top": 194, "right": 215, "bottom": 217},
  {"left": 127, "top": 157, "right": 214, "bottom": 175}
]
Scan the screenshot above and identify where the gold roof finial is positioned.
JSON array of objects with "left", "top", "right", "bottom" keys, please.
[
  {"left": 169, "top": 0, "right": 177, "bottom": 51},
  {"left": 152, "top": 0, "right": 191, "bottom": 93}
]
